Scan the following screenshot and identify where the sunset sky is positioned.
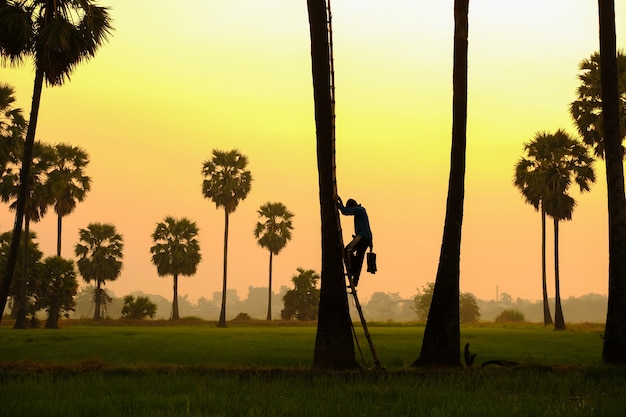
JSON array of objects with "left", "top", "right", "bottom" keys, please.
[{"left": 1, "top": 1, "right": 625, "bottom": 313}]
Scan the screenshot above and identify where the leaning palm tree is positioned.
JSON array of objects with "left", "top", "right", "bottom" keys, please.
[
  {"left": 514, "top": 140, "right": 554, "bottom": 326},
  {"left": 74, "top": 223, "right": 123, "bottom": 320},
  {"left": 201, "top": 149, "right": 252, "bottom": 327},
  {"left": 0, "top": 141, "right": 56, "bottom": 328},
  {"left": 254, "top": 202, "right": 294, "bottom": 320},
  {"left": 413, "top": 0, "right": 469, "bottom": 367},
  {"left": 150, "top": 216, "right": 201, "bottom": 320},
  {"left": 597, "top": 0, "right": 626, "bottom": 364},
  {"left": 0, "top": 0, "right": 113, "bottom": 321},
  {"left": 49, "top": 143, "right": 91, "bottom": 257},
  {"left": 569, "top": 50, "right": 626, "bottom": 159}
]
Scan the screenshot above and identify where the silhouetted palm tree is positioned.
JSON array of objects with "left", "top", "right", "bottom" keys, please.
[
  {"left": 74, "top": 223, "right": 123, "bottom": 320},
  {"left": 0, "top": 141, "right": 56, "bottom": 328},
  {"left": 49, "top": 143, "right": 91, "bottom": 257},
  {"left": 254, "top": 202, "right": 294, "bottom": 320},
  {"left": 307, "top": 0, "right": 359, "bottom": 370},
  {"left": 569, "top": 50, "right": 626, "bottom": 158},
  {"left": 0, "top": 0, "right": 113, "bottom": 321},
  {"left": 150, "top": 216, "right": 201, "bottom": 320},
  {"left": 201, "top": 149, "right": 252, "bottom": 327},
  {"left": 597, "top": 0, "right": 626, "bottom": 364},
  {"left": 515, "top": 138, "right": 555, "bottom": 326},
  {"left": 413, "top": 0, "right": 469, "bottom": 367}
]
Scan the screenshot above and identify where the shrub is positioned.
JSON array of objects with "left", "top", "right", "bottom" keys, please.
[{"left": 495, "top": 309, "right": 525, "bottom": 323}]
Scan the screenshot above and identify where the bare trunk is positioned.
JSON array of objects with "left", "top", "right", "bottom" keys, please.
[
  {"left": 57, "top": 214, "right": 62, "bottom": 257},
  {"left": 414, "top": 0, "right": 468, "bottom": 367},
  {"left": 541, "top": 205, "right": 553, "bottom": 325},
  {"left": 598, "top": 0, "right": 626, "bottom": 363},
  {"left": 0, "top": 69, "right": 45, "bottom": 323},
  {"left": 13, "top": 216, "right": 30, "bottom": 330},
  {"left": 94, "top": 280, "right": 102, "bottom": 320},
  {"left": 266, "top": 251, "right": 273, "bottom": 321},
  {"left": 217, "top": 211, "right": 229, "bottom": 327},
  {"left": 553, "top": 218, "right": 566, "bottom": 330},
  {"left": 172, "top": 274, "right": 179, "bottom": 320}
]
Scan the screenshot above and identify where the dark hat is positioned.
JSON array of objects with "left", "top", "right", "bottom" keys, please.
[{"left": 346, "top": 198, "right": 358, "bottom": 207}]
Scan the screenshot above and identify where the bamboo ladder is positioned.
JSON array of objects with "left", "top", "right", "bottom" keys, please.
[{"left": 325, "top": 0, "right": 381, "bottom": 370}]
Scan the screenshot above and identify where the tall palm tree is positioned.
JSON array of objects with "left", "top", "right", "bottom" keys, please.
[
  {"left": 598, "top": 0, "right": 626, "bottom": 364},
  {"left": 518, "top": 130, "right": 595, "bottom": 330},
  {"left": 0, "top": 0, "right": 113, "bottom": 322},
  {"left": 74, "top": 223, "right": 123, "bottom": 320},
  {"left": 49, "top": 143, "right": 91, "bottom": 257},
  {"left": 515, "top": 140, "right": 555, "bottom": 326},
  {"left": 150, "top": 216, "right": 201, "bottom": 320},
  {"left": 413, "top": 0, "right": 469, "bottom": 367},
  {"left": 201, "top": 149, "right": 252, "bottom": 327},
  {"left": 0, "top": 140, "right": 56, "bottom": 328},
  {"left": 307, "top": 0, "right": 359, "bottom": 370},
  {"left": 254, "top": 201, "right": 294, "bottom": 320},
  {"left": 569, "top": 50, "right": 626, "bottom": 158}
]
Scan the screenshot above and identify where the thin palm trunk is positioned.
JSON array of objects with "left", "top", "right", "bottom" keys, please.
[
  {"left": 553, "top": 218, "right": 566, "bottom": 330},
  {"left": 414, "top": 0, "right": 468, "bottom": 367},
  {"left": 217, "top": 211, "right": 229, "bottom": 327},
  {"left": 94, "top": 279, "right": 102, "bottom": 320},
  {"left": 266, "top": 251, "right": 273, "bottom": 321},
  {"left": 13, "top": 215, "right": 30, "bottom": 329},
  {"left": 57, "top": 214, "right": 62, "bottom": 257},
  {"left": 308, "top": 0, "right": 358, "bottom": 370},
  {"left": 172, "top": 273, "right": 179, "bottom": 320},
  {"left": 0, "top": 69, "right": 44, "bottom": 323},
  {"left": 598, "top": 0, "right": 626, "bottom": 363},
  {"left": 541, "top": 205, "right": 553, "bottom": 325}
]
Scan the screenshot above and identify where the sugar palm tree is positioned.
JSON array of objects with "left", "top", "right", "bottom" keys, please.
[
  {"left": 514, "top": 140, "right": 554, "bottom": 326},
  {"left": 0, "top": 0, "right": 113, "bottom": 321},
  {"left": 49, "top": 143, "right": 91, "bottom": 257},
  {"left": 74, "top": 223, "right": 123, "bottom": 320},
  {"left": 254, "top": 202, "right": 294, "bottom": 320},
  {"left": 0, "top": 141, "right": 56, "bottom": 328},
  {"left": 306, "top": 0, "right": 359, "bottom": 370},
  {"left": 150, "top": 216, "right": 201, "bottom": 320},
  {"left": 597, "top": 0, "right": 626, "bottom": 364},
  {"left": 413, "top": 0, "right": 469, "bottom": 367},
  {"left": 569, "top": 50, "right": 626, "bottom": 158},
  {"left": 201, "top": 149, "right": 252, "bottom": 327},
  {"left": 0, "top": 83, "right": 26, "bottom": 149}
]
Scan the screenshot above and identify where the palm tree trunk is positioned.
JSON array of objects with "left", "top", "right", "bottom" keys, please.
[
  {"left": 94, "top": 279, "right": 102, "bottom": 320},
  {"left": 57, "top": 214, "right": 62, "bottom": 257},
  {"left": 553, "top": 218, "right": 566, "bottom": 330},
  {"left": 541, "top": 205, "right": 553, "bottom": 325},
  {"left": 0, "top": 68, "right": 45, "bottom": 323},
  {"left": 217, "top": 211, "right": 229, "bottom": 327},
  {"left": 413, "top": 0, "right": 468, "bottom": 367},
  {"left": 308, "top": 0, "right": 358, "bottom": 370},
  {"left": 172, "top": 273, "right": 179, "bottom": 320},
  {"left": 13, "top": 215, "right": 30, "bottom": 329},
  {"left": 598, "top": 0, "right": 626, "bottom": 364},
  {"left": 266, "top": 251, "right": 273, "bottom": 321}
]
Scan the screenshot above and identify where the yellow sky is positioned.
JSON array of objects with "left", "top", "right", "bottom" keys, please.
[{"left": 1, "top": 1, "right": 625, "bottom": 309}]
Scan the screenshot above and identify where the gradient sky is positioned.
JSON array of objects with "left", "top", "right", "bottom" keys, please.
[{"left": 1, "top": 1, "right": 625, "bottom": 309}]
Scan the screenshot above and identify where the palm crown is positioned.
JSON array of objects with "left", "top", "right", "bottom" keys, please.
[
  {"left": 254, "top": 202, "right": 294, "bottom": 255},
  {"left": 201, "top": 149, "right": 252, "bottom": 213}
]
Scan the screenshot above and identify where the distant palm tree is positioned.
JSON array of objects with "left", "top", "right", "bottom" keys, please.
[
  {"left": 0, "top": 141, "right": 56, "bottom": 328},
  {"left": 597, "top": 0, "right": 626, "bottom": 364},
  {"left": 569, "top": 50, "right": 626, "bottom": 158},
  {"left": 74, "top": 223, "right": 124, "bottom": 320},
  {"left": 201, "top": 149, "right": 252, "bottom": 327},
  {"left": 414, "top": 0, "right": 469, "bottom": 367},
  {"left": 0, "top": 83, "right": 26, "bottom": 157},
  {"left": 514, "top": 139, "right": 554, "bottom": 326},
  {"left": 517, "top": 130, "right": 595, "bottom": 331},
  {"left": 150, "top": 216, "right": 201, "bottom": 320},
  {"left": 254, "top": 202, "right": 294, "bottom": 320},
  {"left": 49, "top": 143, "right": 91, "bottom": 257},
  {"left": 0, "top": 0, "right": 113, "bottom": 321}
]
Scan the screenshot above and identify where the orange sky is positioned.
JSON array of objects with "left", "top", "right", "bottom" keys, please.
[{"left": 1, "top": 1, "right": 625, "bottom": 310}]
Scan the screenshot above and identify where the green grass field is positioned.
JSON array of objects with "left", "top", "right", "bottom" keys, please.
[{"left": 1, "top": 321, "right": 625, "bottom": 416}]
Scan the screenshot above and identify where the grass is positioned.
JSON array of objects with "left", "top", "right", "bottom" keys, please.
[{"left": 1, "top": 320, "right": 624, "bottom": 416}]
